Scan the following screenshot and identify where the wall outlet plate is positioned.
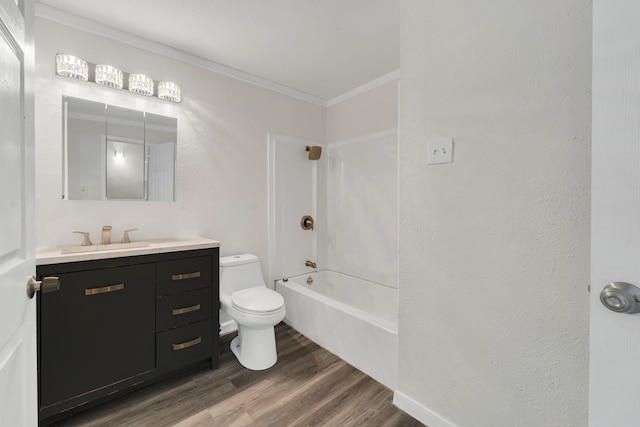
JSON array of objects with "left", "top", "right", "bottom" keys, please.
[{"left": 427, "top": 137, "right": 454, "bottom": 164}]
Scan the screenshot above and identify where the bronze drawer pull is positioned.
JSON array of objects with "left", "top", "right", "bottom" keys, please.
[
  {"left": 172, "top": 336, "right": 201, "bottom": 351},
  {"left": 172, "top": 304, "right": 201, "bottom": 316},
  {"left": 85, "top": 283, "right": 125, "bottom": 296},
  {"left": 172, "top": 271, "right": 201, "bottom": 281}
]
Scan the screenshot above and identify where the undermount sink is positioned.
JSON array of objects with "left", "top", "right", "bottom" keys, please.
[{"left": 60, "top": 242, "right": 150, "bottom": 254}]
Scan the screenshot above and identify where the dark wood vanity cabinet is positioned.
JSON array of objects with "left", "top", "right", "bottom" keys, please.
[{"left": 37, "top": 248, "right": 219, "bottom": 424}]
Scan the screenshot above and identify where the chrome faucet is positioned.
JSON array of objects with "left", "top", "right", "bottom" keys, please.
[
  {"left": 305, "top": 260, "right": 317, "bottom": 269},
  {"left": 101, "top": 225, "right": 112, "bottom": 245}
]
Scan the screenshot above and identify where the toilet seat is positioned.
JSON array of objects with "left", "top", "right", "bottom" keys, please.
[{"left": 231, "top": 287, "right": 284, "bottom": 315}]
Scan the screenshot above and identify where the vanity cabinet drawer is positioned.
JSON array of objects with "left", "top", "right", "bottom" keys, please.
[
  {"left": 156, "top": 287, "right": 212, "bottom": 331},
  {"left": 156, "top": 256, "right": 212, "bottom": 295},
  {"left": 156, "top": 319, "right": 213, "bottom": 369}
]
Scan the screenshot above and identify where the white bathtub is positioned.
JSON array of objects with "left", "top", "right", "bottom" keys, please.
[{"left": 275, "top": 270, "right": 398, "bottom": 389}]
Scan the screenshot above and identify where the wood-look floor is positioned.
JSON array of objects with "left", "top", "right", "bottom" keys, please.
[{"left": 51, "top": 323, "right": 424, "bottom": 427}]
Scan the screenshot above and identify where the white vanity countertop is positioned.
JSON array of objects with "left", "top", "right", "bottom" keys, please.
[{"left": 36, "top": 236, "right": 220, "bottom": 265}]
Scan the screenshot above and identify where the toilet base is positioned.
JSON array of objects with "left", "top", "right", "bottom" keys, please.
[{"left": 230, "top": 325, "right": 278, "bottom": 370}]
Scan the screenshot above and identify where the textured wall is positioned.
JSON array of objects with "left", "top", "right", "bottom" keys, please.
[
  {"left": 35, "top": 19, "right": 326, "bottom": 273},
  {"left": 397, "top": 1, "right": 591, "bottom": 426}
]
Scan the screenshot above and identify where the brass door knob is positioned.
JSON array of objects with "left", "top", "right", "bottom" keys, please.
[{"left": 27, "top": 276, "right": 60, "bottom": 299}]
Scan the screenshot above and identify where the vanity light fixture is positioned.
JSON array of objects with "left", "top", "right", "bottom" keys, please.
[
  {"left": 55, "top": 54, "right": 88, "bottom": 81},
  {"left": 54, "top": 53, "right": 181, "bottom": 102},
  {"left": 95, "top": 64, "right": 123, "bottom": 89},
  {"left": 158, "top": 81, "right": 181, "bottom": 103},
  {"left": 114, "top": 150, "right": 124, "bottom": 159},
  {"left": 128, "top": 73, "right": 154, "bottom": 96}
]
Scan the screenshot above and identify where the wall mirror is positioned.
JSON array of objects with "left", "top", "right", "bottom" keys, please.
[{"left": 63, "top": 96, "right": 177, "bottom": 201}]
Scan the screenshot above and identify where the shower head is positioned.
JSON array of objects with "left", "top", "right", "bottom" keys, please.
[{"left": 306, "top": 145, "right": 322, "bottom": 160}]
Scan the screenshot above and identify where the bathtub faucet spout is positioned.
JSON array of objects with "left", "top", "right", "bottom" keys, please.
[{"left": 305, "top": 260, "right": 317, "bottom": 269}]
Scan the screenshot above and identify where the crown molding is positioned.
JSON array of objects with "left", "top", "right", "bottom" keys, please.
[
  {"left": 36, "top": 2, "right": 328, "bottom": 106},
  {"left": 326, "top": 68, "right": 400, "bottom": 107}
]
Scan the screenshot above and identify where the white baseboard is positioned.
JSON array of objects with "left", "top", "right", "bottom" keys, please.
[{"left": 393, "top": 391, "right": 458, "bottom": 427}]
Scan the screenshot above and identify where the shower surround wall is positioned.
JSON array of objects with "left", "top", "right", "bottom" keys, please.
[
  {"left": 270, "top": 129, "right": 398, "bottom": 288},
  {"left": 270, "top": 78, "right": 399, "bottom": 286},
  {"left": 271, "top": 79, "right": 399, "bottom": 386},
  {"left": 324, "top": 130, "right": 398, "bottom": 288},
  {"left": 322, "top": 78, "right": 400, "bottom": 284},
  {"left": 270, "top": 129, "right": 399, "bottom": 388},
  {"left": 268, "top": 134, "right": 321, "bottom": 284}
]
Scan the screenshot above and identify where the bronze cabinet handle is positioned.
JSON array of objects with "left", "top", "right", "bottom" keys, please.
[
  {"left": 85, "top": 283, "right": 125, "bottom": 296},
  {"left": 172, "top": 304, "right": 201, "bottom": 316},
  {"left": 172, "top": 336, "right": 201, "bottom": 351},
  {"left": 171, "top": 272, "right": 201, "bottom": 281}
]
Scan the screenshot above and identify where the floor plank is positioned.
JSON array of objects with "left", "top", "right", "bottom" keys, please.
[{"left": 50, "top": 323, "right": 424, "bottom": 427}]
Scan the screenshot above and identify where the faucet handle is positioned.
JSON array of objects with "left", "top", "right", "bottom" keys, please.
[
  {"left": 73, "top": 231, "right": 92, "bottom": 246},
  {"left": 121, "top": 228, "right": 138, "bottom": 243},
  {"left": 101, "top": 225, "right": 112, "bottom": 245}
]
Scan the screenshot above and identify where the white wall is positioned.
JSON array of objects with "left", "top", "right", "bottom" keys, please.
[
  {"left": 396, "top": 2, "right": 591, "bottom": 427},
  {"left": 35, "top": 19, "right": 326, "bottom": 273},
  {"left": 327, "top": 79, "right": 398, "bottom": 143}
]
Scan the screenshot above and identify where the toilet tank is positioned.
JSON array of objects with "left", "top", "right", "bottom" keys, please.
[{"left": 219, "top": 254, "right": 266, "bottom": 295}]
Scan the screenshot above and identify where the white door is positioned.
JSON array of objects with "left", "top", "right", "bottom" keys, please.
[
  {"left": 0, "top": 0, "right": 36, "bottom": 425},
  {"left": 590, "top": 1, "right": 640, "bottom": 426}
]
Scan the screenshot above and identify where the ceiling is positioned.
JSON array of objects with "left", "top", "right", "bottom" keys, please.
[{"left": 36, "top": 0, "right": 400, "bottom": 103}]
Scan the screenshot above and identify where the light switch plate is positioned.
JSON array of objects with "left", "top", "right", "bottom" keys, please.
[{"left": 427, "top": 137, "right": 454, "bottom": 165}]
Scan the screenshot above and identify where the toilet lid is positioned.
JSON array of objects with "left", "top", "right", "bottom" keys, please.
[{"left": 231, "top": 287, "right": 284, "bottom": 314}]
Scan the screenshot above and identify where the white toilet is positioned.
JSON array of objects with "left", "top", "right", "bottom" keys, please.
[{"left": 219, "top": 254, "right": 285, "bottom": 370}]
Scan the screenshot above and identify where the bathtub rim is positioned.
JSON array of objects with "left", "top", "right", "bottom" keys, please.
[{"left": 276, "top": 271, "right": 398, "bottom": 334}]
